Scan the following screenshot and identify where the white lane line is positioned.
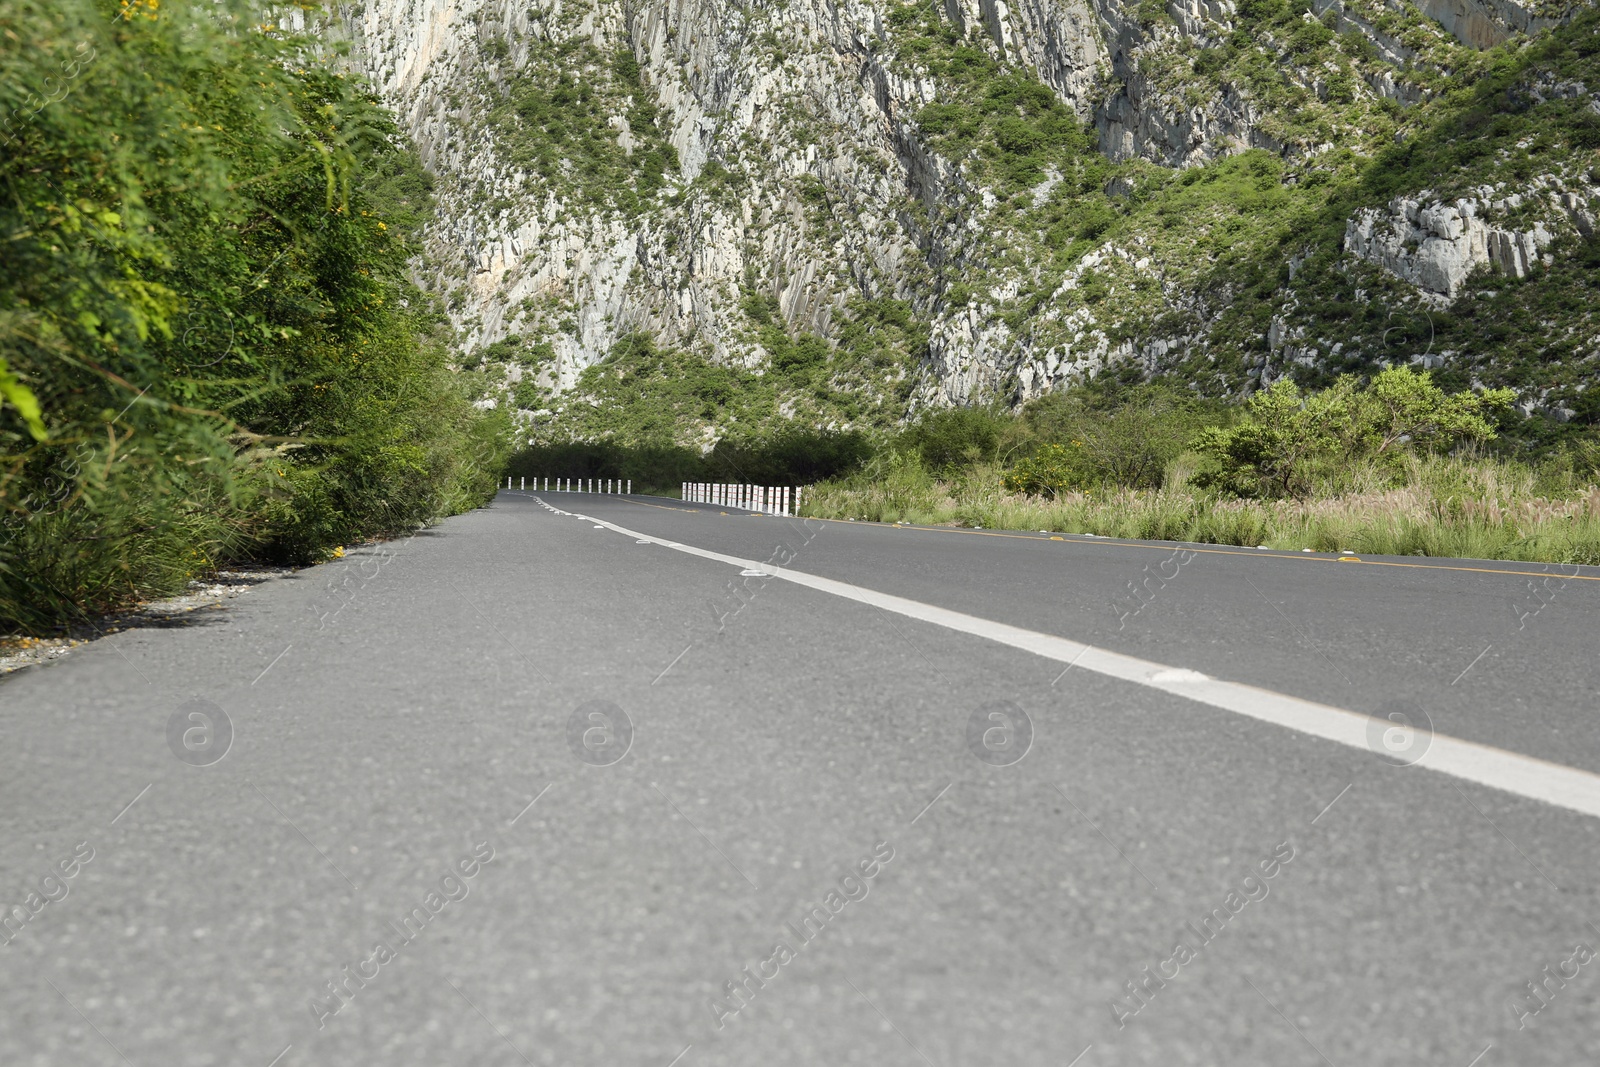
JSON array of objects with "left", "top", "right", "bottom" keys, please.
[{"left": 572, "top": 509, "right": 1600, "bottom": 821}]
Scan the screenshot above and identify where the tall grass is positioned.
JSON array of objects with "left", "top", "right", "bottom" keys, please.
[{"left": 803, "top": 452, "right": 1600, "bottom": 564}]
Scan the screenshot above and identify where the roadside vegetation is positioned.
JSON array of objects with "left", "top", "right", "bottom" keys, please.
[
  {"left": 509, "top": 362, "right": 1600, "bottom": 563},
  {"left": 801, "top": 369, "right": 1600, "bottom": 563},
  {"left": 0, "top": 0, "right": 509, "bottom": 634}
]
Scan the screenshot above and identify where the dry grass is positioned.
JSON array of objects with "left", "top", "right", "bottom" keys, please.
[{"left": 802, "top": 454, "right": 1600, "bottom": 564}]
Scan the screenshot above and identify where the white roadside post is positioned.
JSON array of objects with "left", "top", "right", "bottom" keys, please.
[
  {"left": 627, "top": 479, "right": 632, "bottom": 495},
  {"left": 520, "top": 477, "right": 525, "bottom": 490}
]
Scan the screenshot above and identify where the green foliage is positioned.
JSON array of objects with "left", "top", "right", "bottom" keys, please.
[
  {"left": 485, "top": 40, "right": 679, "bottom": 214},
  {"left": 0, "top": 358, "right": 44, "bottom": 441},
  {"left": 1002, "top": 443, "right": 1080, "bottom": 497},
  {"left": 507, "top": 426, "right": 871, "bottom": 493},
  {"left": 806, "top": 450, "right": 1600, "bottom": 565},
  {"left": 1195, "top": 368, "right": 1512, "bottom": 497},
  {"left": 546, "top": 332, "right": 773, "bottom": 443},
  {"left": 1019, "top": 381, "right": 1231, "bottom": 489},
  {"left": 0, "top": 0, "right": 506, "bottom": 631},
  {"left": 897, "top": 406, "right": 1013, "bottom": 470},
  {"left": 907, "top": 46, "right": 1100, "bottom": 193}
]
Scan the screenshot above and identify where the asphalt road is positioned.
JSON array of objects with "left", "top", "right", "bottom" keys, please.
[{"left": 3, "top": 489, "right": 1598, "bottom": 1067}]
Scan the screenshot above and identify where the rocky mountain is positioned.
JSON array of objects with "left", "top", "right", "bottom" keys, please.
[{"left": 311, "top": 0, "right": 1600, "bottom": 441}]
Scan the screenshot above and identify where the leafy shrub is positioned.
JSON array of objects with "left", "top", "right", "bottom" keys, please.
[
  {"left": 1195, "top": 368, "right": 1513, "bottom": 498},
  {"left": 0, "top": 0, "right": 505, "bottom": 631},
  {"left": 1002, "top": 443, "right": 1081, "bottom": 497},
  {"left": 898, "top": 407, "right": 1012, "bottom": 470},
  {"left": 1017, "top": 381, "right": 1230, "bottom": 490}
]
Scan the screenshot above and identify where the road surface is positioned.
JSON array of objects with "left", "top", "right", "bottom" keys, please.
[{"left": 3, "top": 490, "right": 1598, "bottom": 1066}]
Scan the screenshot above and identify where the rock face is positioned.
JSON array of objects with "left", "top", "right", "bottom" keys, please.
[
  {"left": 1344, "top": 178, "right": 1598, "bottom": 298},
  {"left": 1412, "top": 0, "right": 1567, "bottom": 47},
  {"left": 1344, "top": 199, "right": 1547, "bottom": 297},
  {"left": 324, "top": 0, "right": 1599, "bottom": 431}
]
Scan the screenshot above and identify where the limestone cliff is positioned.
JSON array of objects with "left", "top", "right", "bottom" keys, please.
[{"left": 319, "top": 0, "right": 1600, "bottom": 441}]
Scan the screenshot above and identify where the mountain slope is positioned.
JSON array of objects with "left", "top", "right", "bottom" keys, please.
[{"left": 326, "top": 0, "right": 1600, "bottom": 441}]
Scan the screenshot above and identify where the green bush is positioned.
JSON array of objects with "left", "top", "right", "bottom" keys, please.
[
  {"left": 0, "top": 0, "right": 506, "bottom": 631},
  {"left": 1195, "top": 368, "right": 1513, "bottom": 498},
  {"left": 1002, "top": 443, "right": 1081, "bottom": 497},
  {"left": 1018, "top": 381, "right": 1230, "bottom": 489},
  {"left": 898, "top": 406, "right": 1013, "bottom": 470}
]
